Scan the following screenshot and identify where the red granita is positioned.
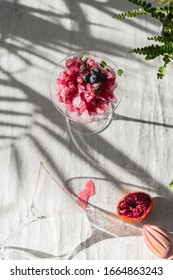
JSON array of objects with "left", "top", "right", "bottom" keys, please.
[
  {"left": 77, "top": 180, "right": 95, "bottom": 208},
  {"left": 55, "top": 54, "right": 117, "bottom": 116}
]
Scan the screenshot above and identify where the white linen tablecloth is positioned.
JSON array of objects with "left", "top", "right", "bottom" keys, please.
[{"left": 0, "top": 0, "right": 173, "bottom": 260}]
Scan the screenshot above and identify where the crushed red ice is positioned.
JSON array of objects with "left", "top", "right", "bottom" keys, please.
[
  {"left": 56, "top": 55, "right": 117, "bottom": 116},
  {"left": 77, "top": 180, "right": 95, "bottom": 208}
]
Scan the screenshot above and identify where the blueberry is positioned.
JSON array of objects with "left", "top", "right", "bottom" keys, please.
[
  {"left": 90, "top": 67, "right": 101, "bottom": 75},
  {"left": 90, "top": 73, "right": 99, "bottom": 84},
  {"left": 100, "top": 74, "right": 107, "bottom": 83},
  {"left": 83, "top": 73, "right": 90, "bottom": 82}
]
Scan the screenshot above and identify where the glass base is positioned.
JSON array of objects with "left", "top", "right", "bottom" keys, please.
[{"left": 67, "top": 114, "right": 112, "bottom": 134}]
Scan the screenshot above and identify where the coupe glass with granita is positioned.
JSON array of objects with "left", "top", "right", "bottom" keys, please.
[{"left": 50, "top": 51, "right": 123, "bottom": 134}]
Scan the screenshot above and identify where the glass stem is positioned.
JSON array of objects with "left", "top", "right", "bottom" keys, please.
[{"left": 0, "top": 213, "right": 38, "bottom": 258}]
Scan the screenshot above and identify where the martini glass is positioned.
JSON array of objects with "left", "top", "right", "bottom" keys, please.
[
  {"left": 0, "top": 163, "right": 91, "bottom": 260},
  {"left": 49, "top": 51, "right": 123, "bottom": 134}
]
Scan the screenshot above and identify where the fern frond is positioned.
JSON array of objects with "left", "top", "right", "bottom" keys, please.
[
  {"left": 130, "top": 42, "right": 173, "bottom": 57},
  {"left": 113, "top": 0, "right": 173, "bottom": 78},
  {"left": 157, "top": 65, "right": 167, "bottom": 78},
  {"left": 112, "top": 8, "right": 147, "bottom": 19},
  {"left": 147, "top": 35, "right": 173, "bottom": 43},
  {"left": 157, "top": 53, "right": 173, "bottom": 78},
  {"left": 129, "top": 0, "right": 154, "bottom": 12},
  {"left": 114, "top": 0, "right": 169, "bottom": 23},
  {"left": 163, "top": 21, "right": 173, "bottom": 34}
]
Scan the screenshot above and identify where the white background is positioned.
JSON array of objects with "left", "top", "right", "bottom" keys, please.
[{"left": 0, "top": 0, "right": 173, "bottom": 260}]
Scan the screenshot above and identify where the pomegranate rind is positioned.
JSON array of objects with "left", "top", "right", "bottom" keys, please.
[{"left": 116, "top": 192, "right": 152, "bottom": 223}]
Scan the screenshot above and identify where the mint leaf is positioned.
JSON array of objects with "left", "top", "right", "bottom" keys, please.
[
  {"left": 100, "top": 61, "right": 107, "bottom": 68},
  {"left": 82, "top": 54, "right": 87, "bottom": 62},
  {"left": 80, "top": 65, "right": 87, "bottom": 70},
  {"left": 169, "top": 180, "right": 173, "bottom": 189},
  {"left": 92, "top": 67, "right": 100, "bottom": 73},
  {"left": 117, "top": 69, "right": 123, "bottom": 76},
  {"left": 100, "top": 60, "right": 114, "bottom": 71},
  {"left": 93, "top": 87, "right": 100, "bottom": 92}
]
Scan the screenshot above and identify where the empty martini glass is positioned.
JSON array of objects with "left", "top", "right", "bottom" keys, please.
[
  {"left": 0, "top": 163, "right": 91, "bottom": 260},
  {"left": 49, "top": 51, "right": 123, "bottom": 134}
]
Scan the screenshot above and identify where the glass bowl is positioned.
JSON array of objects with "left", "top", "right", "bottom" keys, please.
[{"left": 49, "top": 51, "right": 123, "bottom": 134}]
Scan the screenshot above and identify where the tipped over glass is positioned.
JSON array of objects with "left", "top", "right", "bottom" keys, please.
[{"left": 49, "top": 51, "right": 123, "bottom": 134}]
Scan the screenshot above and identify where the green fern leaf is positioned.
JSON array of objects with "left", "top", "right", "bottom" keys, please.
[
  {"left": 147, "top": 36, "right": 173, "bottom": 43},
  {"left": 112, "top": 8, "right": 147, "bottom": 19}
]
